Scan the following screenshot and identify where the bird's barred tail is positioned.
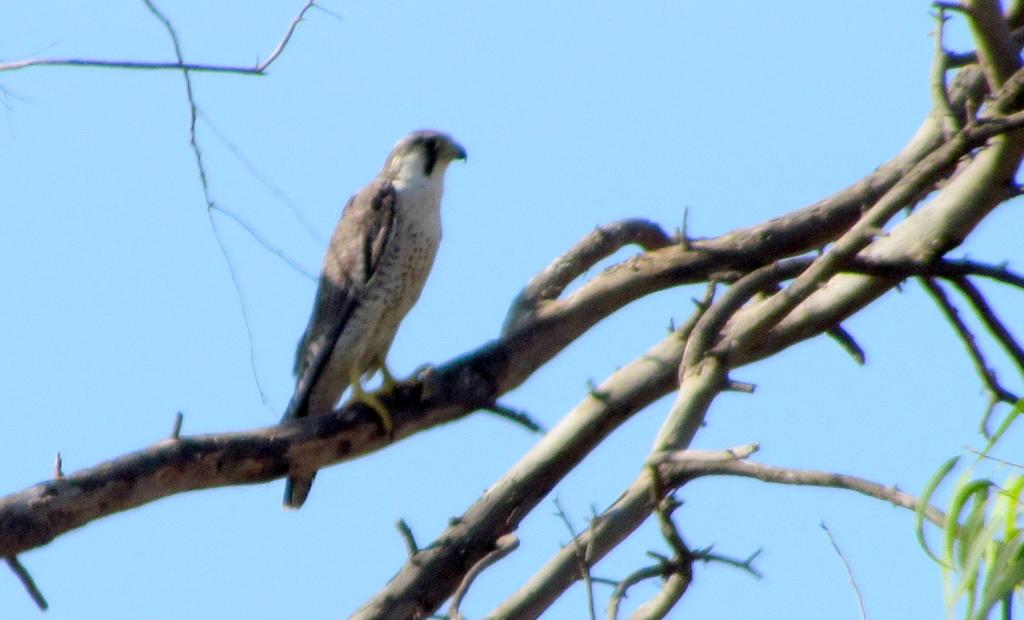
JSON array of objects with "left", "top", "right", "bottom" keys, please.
[{"left": 283, "top": 474, "right": 316, "bottom": 509}]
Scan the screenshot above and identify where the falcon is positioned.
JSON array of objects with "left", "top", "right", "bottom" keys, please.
[{"left": 281, "top": 130, "right": 466, "bottom": 508}]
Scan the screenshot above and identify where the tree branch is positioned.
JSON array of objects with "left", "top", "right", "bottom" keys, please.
[
  {"left": 963, "top": 0, "right": 1021, "bottom": 89},
  {"left": 820, "top": 522, "right": 867, "bottom": 620},
  {"left": 0, "top": 1, "right": 319, "bottom": 75},
  {"left": 920, "top": 277, "right": 1019, "bottom": 405},
  {"left": 492, "top": 448, "right": 946, "bottom": 618},
  {"left": 0, "top": 249, "right": 1006, "bottom": 560},
  {"left": 352, "top": 314, "right": 703, "bottom": 619},
  {"left": 4, "top": 556, "right": 47, "bottom": 611},
  {"left": 503, "top": 219, "right": 673, "bottom": 334},
  {"left": 950, "top": 275, "right": 1024, "bottom": 376},
  {"left": 448, "top": 534, "right": 519, "bottom": 620}
]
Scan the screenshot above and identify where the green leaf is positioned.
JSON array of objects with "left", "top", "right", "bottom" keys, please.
[{"left": 918, "top": 456, "right": 959, "bottom": 565}]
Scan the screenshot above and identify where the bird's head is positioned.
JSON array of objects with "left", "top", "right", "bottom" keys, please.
[{"left": 382, "top": 130, "right": 467, "bottom": 182}]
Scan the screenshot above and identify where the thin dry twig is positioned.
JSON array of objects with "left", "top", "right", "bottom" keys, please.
[
  {"left": 482, "top": 403, "right": 545, "bottom": 434},
  {"left": 197, "top": 110, "right": 324, "bottom": 246},
  {"left": 606, "top": 543, "right": 760, "bottom": 620},
  {"left": 820, "top": 522, "right": 868, "bottom": 620},
  {"left": 964, "top": 445, "right": 1024, "bottom": 468},
  {"left": 5, "top": 556, "right": 47, "bottom": 611},
  {"left": 140, "top": 0, "right": 282, "bottom": 406},
  {"left": 660, "top": 456, "right": 948, "bottom": 528},
  {"left": 170, "top": 412, "right": 184, "bottom": 440},
  {"left": 0, "top": 1, "right": 319, "bottom": 75},
  {"left": 635, "top": 474, "right": 694, "bottom": 620},
  {"left": 937, "top": 4, "right": 966, "bottom": 133},
  {"left": 395, "top": 519, "right": 419, "bottom": 558},
  {"left": 920, "top": 277, "right": 1019, "bottom": 406},
  {"left": 554, "top": 497, "right": 597, "bottom": 620},
  {"left": 950, "top": 275, "right": 1024, "bottom": 375},
  {"left": 933, "top": 5, "right": 963, "bottom": 134}
]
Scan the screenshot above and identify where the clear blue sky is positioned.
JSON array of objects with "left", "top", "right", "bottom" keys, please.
[{"left": 1, "top": 2, "right": 1022, "bottom": 618}]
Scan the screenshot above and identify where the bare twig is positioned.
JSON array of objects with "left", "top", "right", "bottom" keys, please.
[
  {"left": 633, "top": 473, "right": 694, "bottom": 620},
  {"left": 554, "top": 497, "right": 596, "bottom": 620},
  {"left": 725, "top": 378, "right": 757, "bottom": 393},
  {"left": 934, "top": 258, "right": 1024, "bottom": 288},
  {"left": 827, "top": 324, "right": 867, "bottom": 365},
  {"left": 447, "top": 534, "right": 518, "bottom": 620},
  {"left": 646, "top": 443, "right": 760, "bottom": 467},
  {"left": 0, "top": 1, "right": 319, "bottom": 75},
  {"left": 482, "top": 403, "right": 545, "bottom": 434},
  {"left": 920, "top": 277, "right": 1019, "bottom": 406},
  {"left": 932, "top": 5, "right": 963, "bottom": 134},
  {"left": 678, "top": 206, "right": 691, "bottom": 251},
  {"left": 5, "top": 556, "right": 47, "bottom": 611},
  {"left": 197, "top": 110, "right": 324, "bottom": 245},
  {"left": 141, "top": 0, "right": 280, "bottom": 406},
  {"left": 255, "top": 0, "right": 320, "bottom": 73},
  {"left": 395, "top": 519, "right": 419, "bottom": 558},
  {"left": 660, "top": 456, "right": 948, "bottom": 528},
  {"left": 692, "top": 546, "right": 763, "bottom": 578},
  {"left": 964, "top": 445, "right": 1024, "bottom": 468},
  {"left": 607, "top": 544, "right": 760, "bottom": 620},
  {"left": 820, "top": 522, "right": 868, "bottom": 620},
  {"left": 950, "top": 275, "right": 1024, "bottom": 375},
  {"left": 170, "top": 412, "right": 184, "bottom": 440},
  {"left": 52, "top": 452, "right": 63, "bottom": 479},
  {"left": 212, "top": 204, "right": 317, "bottom": 280}
]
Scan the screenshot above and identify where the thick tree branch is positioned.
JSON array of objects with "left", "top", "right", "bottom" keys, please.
[
  {"left": 503, "top": 219, "right": 673, "bottom": 334},
  {"left": 5, "top": 7, "right": 1024, "bottom": 618},
  {"left": 501, "top": 105, "right": 1024, "bottom": 398},
  {"left": 352, "top": 310, "right": 705, "bottom": 619},
  {"left": 0, "top": 248, "right": 1009, "bottom": 561},
  {"left": 4, "top": 25, "right": 1024, "bottom": 606},
  {"left": 963, "top": 0, "right": 1021, "bottom": 89}
]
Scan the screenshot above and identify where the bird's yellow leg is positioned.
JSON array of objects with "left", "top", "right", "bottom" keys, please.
[
  {"left": 378, "top": 361, "right": 398, "bottom": 393},
  {"left": 349, "top": 367, "right": 393, "bottom": 435}
]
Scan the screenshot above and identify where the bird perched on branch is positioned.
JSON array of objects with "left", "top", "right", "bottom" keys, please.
[{"left": 281, "top": 130, "right": 466, "bottom": 508}]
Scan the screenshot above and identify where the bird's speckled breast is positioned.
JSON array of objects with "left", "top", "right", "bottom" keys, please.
[{"left": 342, "top": 178, "right": 442, "bottom": 378}]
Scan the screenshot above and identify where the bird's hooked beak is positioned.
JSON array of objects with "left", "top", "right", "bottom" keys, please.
[{"left": 447, "top": 140, "right": 468, "bottom": 163}]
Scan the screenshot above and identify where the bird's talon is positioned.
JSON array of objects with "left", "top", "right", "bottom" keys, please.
[
  {"left": 361, "top": 391, "right": 394, "bottom": 437},
  {"left": 379, "top": 364, "right": 399, "bottom": 394}
]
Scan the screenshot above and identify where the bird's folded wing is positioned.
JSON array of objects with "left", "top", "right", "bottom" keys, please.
[{"left": 282, "top": 179, "right": 397, "bottom": 421}]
